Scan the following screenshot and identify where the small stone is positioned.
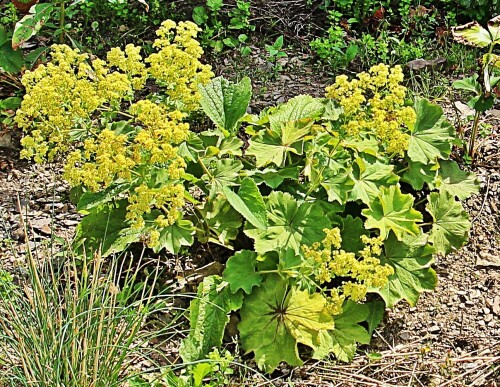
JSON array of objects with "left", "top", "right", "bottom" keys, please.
[
  {"left": 483, "top": 307, "right": 491, "bottom": 315},
  {"left": 484, "top": 314, "right": 493, "bottom": 322},
  {"left": 428, "top": 325, "right": 441, "bottom": 333},
  {"left": 476, "top": 252, "right": 500, "bottom": 267},
  {"left": 465, "top": 300, "right": 475, "bottom": 306},
  {"left": 459, "top": 303, "right": 466, "bottom": 309},
  {"left": 399, "top": 331, "right": 411, "bottom": 340},
  {"left": 487, "top": 320, "right": 496, "bottom": 327}
]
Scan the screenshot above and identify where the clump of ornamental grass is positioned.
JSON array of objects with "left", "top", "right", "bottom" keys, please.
[{"left": 0, "top": 237, "right": 182, "bottom": 387}]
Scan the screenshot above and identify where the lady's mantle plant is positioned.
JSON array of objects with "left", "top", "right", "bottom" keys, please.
[
  {"left": 16, "top": 20, "right": 213, "bottom": 253},
  {"left": 17, "top": 24, "right": 478, "bottom": 371},
  {"left": 178, "top": 65, "right": 478, "bottom": 371}
]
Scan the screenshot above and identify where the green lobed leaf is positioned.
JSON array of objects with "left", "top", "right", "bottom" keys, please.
[
  {"left": 362, "top": 185, "right": 423, "bottom": 241},
  {"left": 250, "top": 166, "right": 300, "bottom": 189},
  {"left": 313, "top": 300, "right": 371, "bottom": 362},
  {"left": 407, "top": 99, "right": 454, "bottom": 165},
  {"left": 246, "top": 95, "right": 324, "bottom": 167},
  {"left": 238, "top": 275, "right": 333, "bottom": 372},
  {"left": 223, "top": 250, "right": 262, "bottom": 294},
  {"left": 152, "top": 219, "right": 195, "bottom": 254},
  {"left": 201, "top": 158, "right": 243, "bottom": 198},
  {"left": 12, "top": 4, "right": 54, "bottom": 49},
  {"left": 199, "top": 76, "right": 252, "bottom": 133},
  {"left": 349, "top": 158, "right": 399, "bottom": 205},
  {"left": 180, "top": 276, "right": 243, "bottom": 362},
  {"left": 340, "top": 215, "right": 369, "bottom": 253},
  {"left": 430, "top": 160, "right": 479, "bottom": 200},
  {"left": 246, "top": 119, "right": 310, "bottom": 167},
  {"left": 426, "top": 191, "right": 471, "bottom": 255},
  {"left": 321, "top": 168, "right": 353, "bottom": 204},
  {"left": 223, "top": 177, "right": 267, "bottom": 230},
  {"left": 195, "top": 194, "right": 242, "bottom": 246},
  {"left": 373, "top": 233, "right": 437, "bottom": 308},
  {"left": 402, "top": 160, "right": 439, "bottom": 190},
  {"left": 244, "top": 191, "right": 330, "bottom": 255}
]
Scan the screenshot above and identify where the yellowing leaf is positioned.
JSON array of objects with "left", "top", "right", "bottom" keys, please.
[
  {"left": 452, "top": 21, "right": 493, "bottom": 48},
  {"left": 362, "top": 185, "right": 423, "bottom": 240},
  {"left": 238, "top": 275, "right": 333, "bottom": 372},
  {"left": 313, "top": 301, "right": 371, "bottom": 362}
]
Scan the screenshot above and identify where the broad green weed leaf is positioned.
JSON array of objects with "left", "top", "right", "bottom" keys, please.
[
  {"left": 430, "top": 160, "right": 479, "bottom": 200},
  {"left": 74, "top": 200, "right": 140, "bottom": 256},
  {"left": 199, "top": 76, "right": 252, "bottom": 133},
  {"left": 180, "top": 276, "right": 243, "bottom": 362},
  {"left": 402, "top": 160, "right": 439, "bottom": 190},
  {"left": 153, "top": 219, "right": 195, "bottom": 254},
  {"left": 0, "top": 40, "right": 23, "bottom": 73},
  {"left": 362, "top": 185, "right": 423, "bottom": 240},
  {"left": 244, "top": 192, "right": 330, "bottom": 255},
  {"left": 426, "top": 191, "right": 471, "bottom": 254},
  {"left": 313, "top": 300, "right": 371, "bottom": 362},
  {"left": 349, "top": 158, "right": 399, "bottom": 204},
  {"left": 223, "top": 177, "right": 267, "bottom": 230},
  {"left": 12, "top": 4, "right": 54, "bottom": 49},
  {"left": 365, "top": 301, "right": 385, "bottom": 334},
  {"left": 407, "top": 99, "right": 454, "bottom": 165},
  {"left": 239, "top": 275, "right": 333, "bottom": 372},
  {"left": 452, "top": 74, "right": 481, "bottom": 94},
  {"left": 223, "top": 250, "right": 262, "bottom": 294},
  {"left": 77, "top": 183, "right": 131, "bottom": 211},
  {"left": 268, "top": 94, "right": 324, "bottom": 131},
  {"left": 452, "top": 16, "right": 500, "bottom": 48},
  {"left": 373, "top": 234, "right": 437, "bottom": 307}
]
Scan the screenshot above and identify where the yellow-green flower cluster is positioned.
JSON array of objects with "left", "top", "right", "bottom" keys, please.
[
  {"left": 126, "top": 183, "right": 185, "bottom": 230},
  {"left": 302, "top": 228, "right": 394, "bottom": 314},
  {"left": 107, "top": 44, "right": 148, "bottom": 90},
  {"left": 147, "top": 20, "right": 214, "bottom": 111},
  {"left": 325, "top": 64, "right": 415, "bottom": 156},
  {"left": 16, "top": 21, "right": 215, "bottom": 249},
  {"left": 63, "top": 129, "right": 133, "bottom": 191},
  {"left": 17, "top": 20, "right": 212, "bottom": 165},
  {"left": 16, "top": 44, "right": 125, "bottom": 162}
]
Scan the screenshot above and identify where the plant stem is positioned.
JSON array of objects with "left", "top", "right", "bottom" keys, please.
[
  {"left": 468, "top": 110, "right": 480, "bottom": 161},
  {"left": 59, "top": 1, "right": 66, "bottom": 44}
]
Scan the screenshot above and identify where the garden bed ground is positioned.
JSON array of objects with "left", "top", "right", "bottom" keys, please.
[{"left": 1, "top": 46, "right": 499, "bottom": 386}]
